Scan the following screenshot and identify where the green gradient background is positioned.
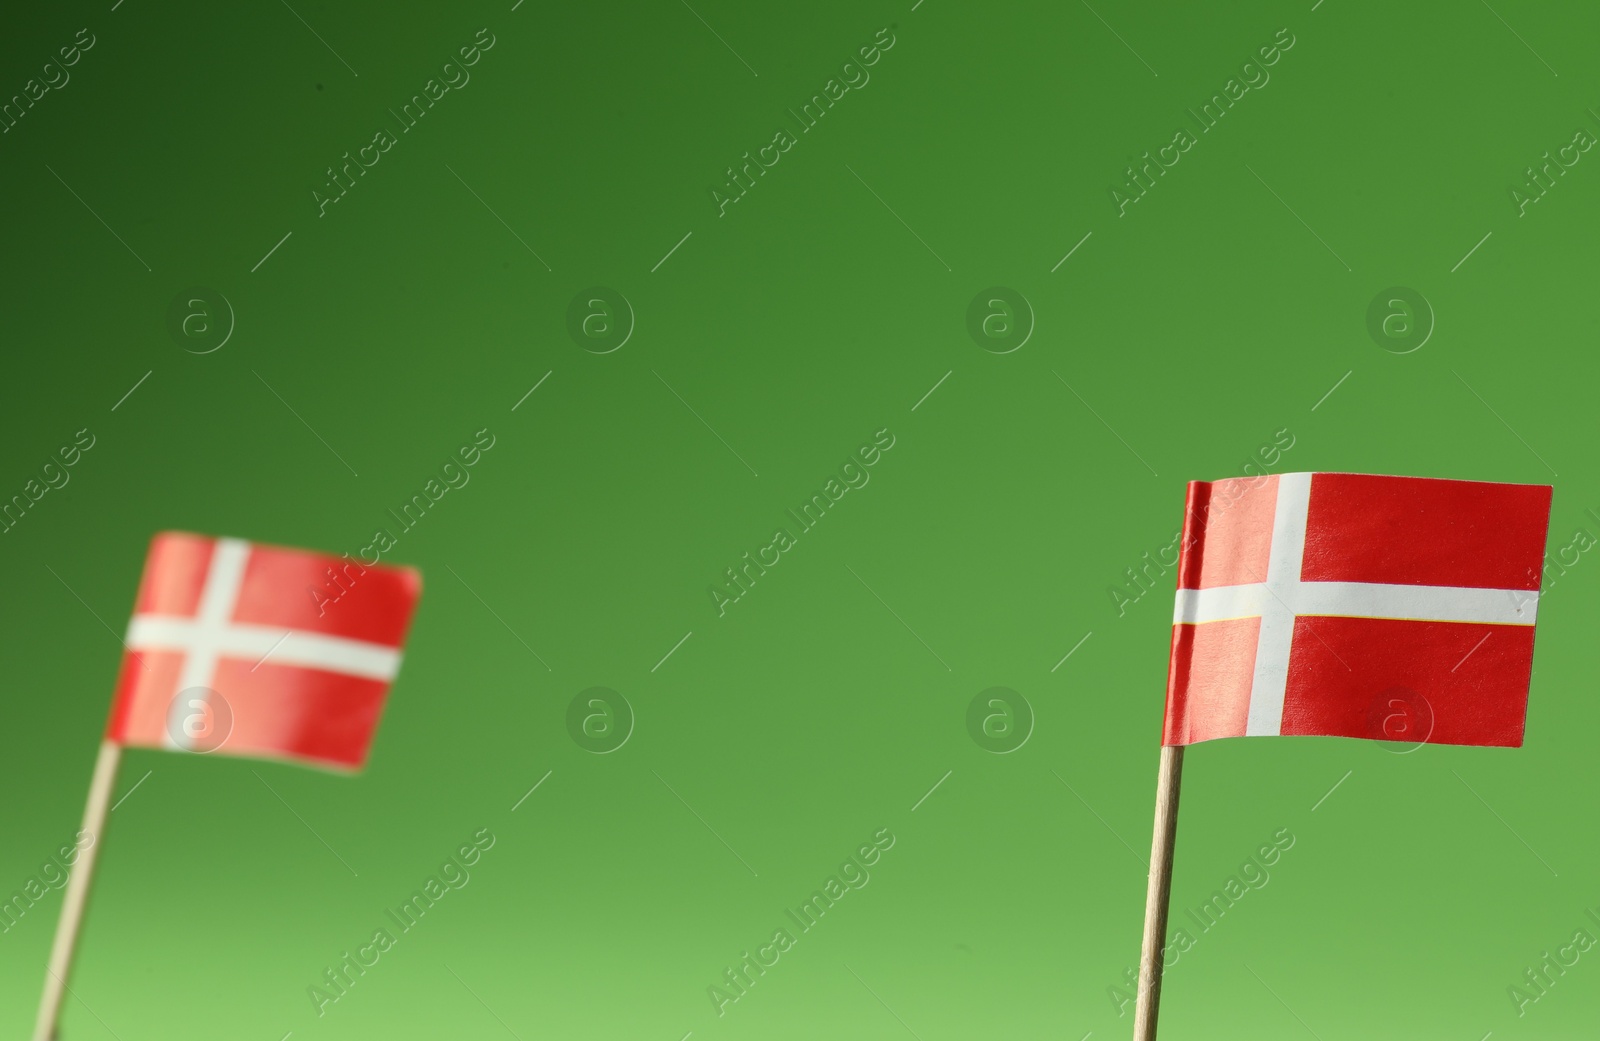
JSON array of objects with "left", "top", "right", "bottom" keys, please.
[{"left": 2, "top": 0, "right": 1598, "bottom": 1038}]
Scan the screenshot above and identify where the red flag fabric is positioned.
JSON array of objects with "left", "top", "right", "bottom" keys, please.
[
  {"left": 1163, "top": 473, "right": 1551, "bottom": 747},
  {"left": 105, "top": 533, "right": 422, "bottom": 770}
]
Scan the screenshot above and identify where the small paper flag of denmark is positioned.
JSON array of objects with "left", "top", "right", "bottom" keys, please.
[
  {"left": 105, "top": 533, "right": 422, "bottom": 770},
  {"left": 1163, "top": 472, "right": 1552, "bottom": 747}
]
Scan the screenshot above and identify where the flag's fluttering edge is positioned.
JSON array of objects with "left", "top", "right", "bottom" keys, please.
[
  {"left": 105, "top": 533, "right": 422, "bottom": 770},
  {"left": 1163, "top": 472, "right": 1551, "bottom": 747}
]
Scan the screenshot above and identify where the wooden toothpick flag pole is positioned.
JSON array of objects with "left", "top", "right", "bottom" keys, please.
[
  {"left": 1136, "top": 472, "right": 1551, "bottom": 1039},
  {"left": 33, "top": 533, "right": 422, "bottom": 1040},
  {"left": 1132, "top": 745, "right": 1183, "bottom": 1041},
  {"left": 33, "top": 741, "right": 122, "bottom": 1041}
]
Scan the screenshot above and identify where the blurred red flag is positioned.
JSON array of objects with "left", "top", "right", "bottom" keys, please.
[{"left": 105, "top": 533, "right": 421, "bottom": 770}]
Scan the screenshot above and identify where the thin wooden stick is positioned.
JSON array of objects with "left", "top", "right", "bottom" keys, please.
[
  {"left": 1132, "top": 744, "right": 1184, "bottom": 1041},
  {"left": 33, "top": 740, "right": 122, "bottom": 1041}
]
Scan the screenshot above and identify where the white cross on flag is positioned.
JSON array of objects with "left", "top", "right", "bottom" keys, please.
[
  {"left": 106, "top": 533, "right": 422, "bottom": 770},
  {"left": 1163, "top": 472, "right": 1552, "bottom": 746}
]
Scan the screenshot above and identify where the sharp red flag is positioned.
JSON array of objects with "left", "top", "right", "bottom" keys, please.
[
  {"left": 105, "top": 533, "right": 422, "bottom": 770},
  {"left": 1163, "top": 472, "right": 1552, "bottom": 747}
]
